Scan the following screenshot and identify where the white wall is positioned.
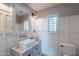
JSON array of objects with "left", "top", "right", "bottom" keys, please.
[
  {"left": 30, "top": 15, "right": 58, "bottom": 55},
  {"left": 35, "top": 15, "right": 79, "bottom": 56},
  {"left": 33, "top": 4, "right": 79, "bottom": 56}
]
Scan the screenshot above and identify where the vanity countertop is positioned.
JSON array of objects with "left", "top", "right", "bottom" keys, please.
[{"left": 12, "top": 41, "right": 39, "bottom": 54}]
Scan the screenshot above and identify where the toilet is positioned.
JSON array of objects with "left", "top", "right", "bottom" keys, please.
[{"left": 60, "top": 43, "right": 76, "bottom": 56}]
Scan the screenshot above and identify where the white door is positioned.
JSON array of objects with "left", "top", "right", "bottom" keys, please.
[
  {"left": 0, "top": 11, "right": 7, "bottom": 55},
  {"left": 0, "top": 10, "right": 12, "bottom": 56},
  {"left": 5, "top": 14, "right": 12, "bottom": 56},
  {"left": 0, "top": 12, "right": 4, "bottom": 55}
]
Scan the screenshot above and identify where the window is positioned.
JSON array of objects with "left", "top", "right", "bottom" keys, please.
[
  {"left": 48, "top": 16, "right": 58, "bottom": 32},
  {"left": 24, "top": 20, "right": 29, "bottom": 31}
]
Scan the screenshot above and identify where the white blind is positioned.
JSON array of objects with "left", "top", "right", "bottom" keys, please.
[{"left": 48, "top": 16, "right": 57, "bottom": 32}]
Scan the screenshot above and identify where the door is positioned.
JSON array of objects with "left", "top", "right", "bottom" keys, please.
[
  {"left": 0, "top": 11, "right": 7, "bottom": 56},
  {"left": 0, "top": 10, "right": 12, "bottom": 56},
  {"left": 5, "top": 14, "right": 12, "bottom": 56},
  {"left": 0, "top": 12, "right": 4, "bottom": 55}
]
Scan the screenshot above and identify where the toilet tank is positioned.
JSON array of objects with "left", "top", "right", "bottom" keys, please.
[{"left": 60, "top": 43, "right": 76, "bottom": 56}]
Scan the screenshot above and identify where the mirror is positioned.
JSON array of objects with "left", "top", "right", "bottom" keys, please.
[
  {"left": 14, "top": 4, "right": 30, "bottom": 32},
  {"left": 16, "top": 14, "right": 29, "bottom": 32}
]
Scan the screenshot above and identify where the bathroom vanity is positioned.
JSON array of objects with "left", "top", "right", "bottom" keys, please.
[{"left": 12, "top": 39, "right": 40, "bottom": 56}]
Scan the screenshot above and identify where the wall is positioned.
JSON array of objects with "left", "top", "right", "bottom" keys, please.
[
  {"left": 37, "top": 4, "right": 79, "bottom": 17},
  {"left": 35, "top": 3, "right": 79, "bottom": 56},
  {"left": 0, "top": 3, "right": 10, "bottom": 12}
]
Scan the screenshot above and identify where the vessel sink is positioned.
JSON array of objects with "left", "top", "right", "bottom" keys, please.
[{"left": 18, "top": 39, "right": 35, "bottom": 49}]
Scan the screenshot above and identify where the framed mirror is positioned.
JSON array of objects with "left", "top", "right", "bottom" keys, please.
[{"left": 14, "top": 3, "right": 30, "bottom": 32}]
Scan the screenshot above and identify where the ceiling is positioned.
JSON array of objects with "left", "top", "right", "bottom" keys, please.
[
  {"left": 26, "top": 3, "right": 60, "bottom": 11},
  {"left": 14, "top": 3, "right": 60, "bottom": 16}
]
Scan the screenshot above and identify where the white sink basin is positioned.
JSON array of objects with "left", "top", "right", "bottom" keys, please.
[{"left": 18, "top": 39, "right": 35, "bottom": 49}]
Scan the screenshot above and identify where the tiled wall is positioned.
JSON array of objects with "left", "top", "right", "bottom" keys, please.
[
  {"left": 30, "top": 16, "right": 58, "bottom": 55},
  {"left": 35, "top": 4, "right": 79, "bottom": 56},
  {"left": 33, "top": 14, "right": 79, "bottom": 56}
]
